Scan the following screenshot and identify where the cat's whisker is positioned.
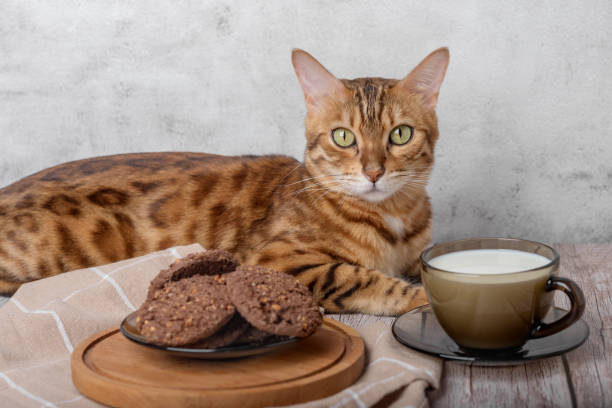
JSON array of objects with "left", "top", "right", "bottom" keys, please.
[
  {"left": 309, "top": 179, "right": 353, "bottom": 192},
  {"left": 282, "top": 173, "right": 345, "bottom": 186},
  {"left": 295, "top": 178, "right": 347, "bottom": 191},
  {"left": 392, "top": 174, "right": 429, "bottom": 178},
  {"left": 391, "top": 171, "right": 429, "bottom": 176},
  {"left": 400, "top": 187, "right": 426, "bottom": 196},
  {"left": 391, "top": 172, "right": 431, "bottom": 178},
  {"left": 278, "top": 163, "right": 305, "bottom": 184},
  {"left": 309, "top": 184, "right": 347, "bottom": 194},
  {"left": 403, "top": 180, "right": 428, "bottom": 187},
  {"left": 395, "top": 182, "right": 429, "bottom": 190},
  {"left": 292, "top": 179, "right": 338, "bottom": 192},
  {"left": 401, "top": 180, "right": 430, "bottom": 186},
  {"left": 336, "top": 196, "right": 347, "bottom": 212},
  {"left": 314, "top": 177, "right": 352, "bottom": 186},
  {"left": 393, "top": 166, "right": 432, "bottom": 171},
  {"left": 392, "top": 175, "right": 431, "bottom": 183},
  {"left": 396, "top": 190, "right": 420, "bottom": 201},
  {"left": 291, "top": 180, "right": 346, "bottom": 197},
  {"left": 393, "top": 174, "right": 429, "bottom": 179},
  {"left": 292, "top": 189, "right": 327, "bottom": 199},
  {"left": 397, "top": 181, "right": 428, "bottom": 193},
  {"left": 312, "top": 189, "right": 333, "bottom": 206},
  {"left": 285, "top": 180, "right": 330, "bottom": 190},
  {"left": 391, "top": 170, "right": 431, "bottom": 177},
  {"left": 293, "top": 186, "right": 327, "bottom": 196},
  {"left": 396, "top": 190, "right": 410, "bottom": 198},
  {"left": 296, "top": 186, "right": 344, "bottom": 201}
]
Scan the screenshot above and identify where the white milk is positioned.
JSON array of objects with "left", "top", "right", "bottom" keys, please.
[{"left": 428, "top": 249, "right": 550, "bottom": 275}]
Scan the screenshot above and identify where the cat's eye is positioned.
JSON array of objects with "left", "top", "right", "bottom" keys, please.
[
  {"left": 389, "top": 125, "right": 413, "bottom": 145},
  {"left": 331, "top": 128, "right": 356, "bottom": 148}
]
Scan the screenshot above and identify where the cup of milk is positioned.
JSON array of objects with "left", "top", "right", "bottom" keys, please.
[{"left": 420, "top": 238, "right": 585, "bottom": 350}]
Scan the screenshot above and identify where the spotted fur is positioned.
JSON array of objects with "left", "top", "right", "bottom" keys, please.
[{"left": 0, "top": 48, "right": 449, "bottom": 315}]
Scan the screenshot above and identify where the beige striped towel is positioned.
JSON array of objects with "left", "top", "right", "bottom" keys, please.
[{"left": 0, "top": 244, "right": 441, "bottom": 408}]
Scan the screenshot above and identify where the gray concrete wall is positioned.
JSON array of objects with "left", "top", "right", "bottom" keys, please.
[{"left": 1, "top": 0, "right": 610, "bottom": 243}]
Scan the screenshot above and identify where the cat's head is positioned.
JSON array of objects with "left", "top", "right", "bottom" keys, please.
[{"left": 292, "top": 48, "right": 449, "bottom": 203}]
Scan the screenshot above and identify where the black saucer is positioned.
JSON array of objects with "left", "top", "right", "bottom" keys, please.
[
  {"left": 120, "top": 311, "right": 302, "bottom": 359},
  {"left": 392, "top": 305, "right": 589, "bottom": 366}
]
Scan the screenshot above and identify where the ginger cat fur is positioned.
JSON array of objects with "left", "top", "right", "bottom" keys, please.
[{"left": 0, "top": 48, "right": 449, "bottom": 315}]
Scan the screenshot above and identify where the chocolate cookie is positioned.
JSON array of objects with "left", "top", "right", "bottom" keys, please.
[
  {"left": 190, "top": 314, "right": 250, "bottom": 349},
  {"left": 226, "top": 266, "right": 322, "bottom": 338},
  {"left": 147, "top": 250, "right": 239, "bottom": 301},
  {"left": 233, "top": 324, "right": 271, "bottom": 345},
  {"left": 137, "top": 274, "right": 235, "bottom": 346}
]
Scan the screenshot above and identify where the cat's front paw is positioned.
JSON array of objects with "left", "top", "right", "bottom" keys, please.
[{"left": 404, "top": 285, "right": 429, "bottom": 313}]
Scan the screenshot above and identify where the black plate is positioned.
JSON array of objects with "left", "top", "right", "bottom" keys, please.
[
  {"left": 120, "top": 311, "right": 302, "bottom": 359},
  {"left": 392, "top": 305, "right": 589, "bottom": 366}
]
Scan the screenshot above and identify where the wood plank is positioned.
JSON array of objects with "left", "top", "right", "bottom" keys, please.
[
  {"left": 429, "top": 362, "right": 533, "bottom": 407},
  {"left": 556, "top": 244, "right": 612, "bottom": 408},
  {"left": 428, "top": 355, "right": 572, "bottom": 407},
  {"left": 327, "top": 313, "right": 394, "bottom": 329},
  {"left": 561, "top": 243, "right": 612, "bottom": 267}
]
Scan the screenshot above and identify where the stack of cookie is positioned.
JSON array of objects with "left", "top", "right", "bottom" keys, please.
[{"left": 135, "top": 250, "right": 322, "bottom": 348}]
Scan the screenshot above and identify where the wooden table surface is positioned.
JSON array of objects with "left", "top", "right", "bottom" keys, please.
[
  {"left": 0, "top": 244, "right": 608, "bottom": 406},
  {"left": 330, "top": 244, "right": 611, "bottom": 408}
]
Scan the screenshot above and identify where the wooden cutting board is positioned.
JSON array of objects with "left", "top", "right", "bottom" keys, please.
[{"left": 71, "top": 318, "right": 365, "bottom": 408}]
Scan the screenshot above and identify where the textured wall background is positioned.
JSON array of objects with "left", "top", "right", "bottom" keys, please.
[{"left": 0, "top": 0, "right": 610, "bottom": 243}]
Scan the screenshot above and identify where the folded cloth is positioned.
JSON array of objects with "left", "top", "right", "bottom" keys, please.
[
  {"left": 277, "top": 319, "right": 441, "bottom": 408},
  {"left": 0, "top": 244, "right": 442, "bottom": 408}
]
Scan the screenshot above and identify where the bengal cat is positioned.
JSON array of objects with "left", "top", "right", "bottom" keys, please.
[{"left": 0, "top": 48, "right": 449, "bottom": 315}]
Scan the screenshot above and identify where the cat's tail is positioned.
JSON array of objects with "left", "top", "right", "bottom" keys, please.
[
  {"left": 0, "top": 205, "right": 47, "bottom": 295},
  {"left": 0, "top": 255, "right": 27, "bottom": 295},
  {"left": 0, "top": 278, "right": 22, "bottom": 295},
  {"left": 0, "top": 248, "right": 36, "bottom": 294},
  {"left": 0, "top": 229, "right": 28, "bottom": 295}
]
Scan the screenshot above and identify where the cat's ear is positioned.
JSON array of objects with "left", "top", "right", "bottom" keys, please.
[
  {"left": 397, "top": 47, "right": 449, "bottom": 110},
  {"left": 292, "top": 49, "right": 346, "bottom": 111}
]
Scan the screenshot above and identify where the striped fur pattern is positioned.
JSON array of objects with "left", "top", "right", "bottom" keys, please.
[{"left": 0, "top": 48, "right": 449, "bottom": 315}]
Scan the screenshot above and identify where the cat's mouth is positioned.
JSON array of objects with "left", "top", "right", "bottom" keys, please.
[
  {"left": 333, "top": 176, "right": 396, "bottom": 203},
  {"left": 358, "top": 185, "right": 391, "bottom": 203}
]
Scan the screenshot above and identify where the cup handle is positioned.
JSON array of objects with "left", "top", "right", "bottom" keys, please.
[{"left": 529, "top": 276, "right": 586, "bottom": 338}]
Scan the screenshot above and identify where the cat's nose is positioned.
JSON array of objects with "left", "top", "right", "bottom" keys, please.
[{"left": 363, "top": 167, "right": 385, "bottom": 183}]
